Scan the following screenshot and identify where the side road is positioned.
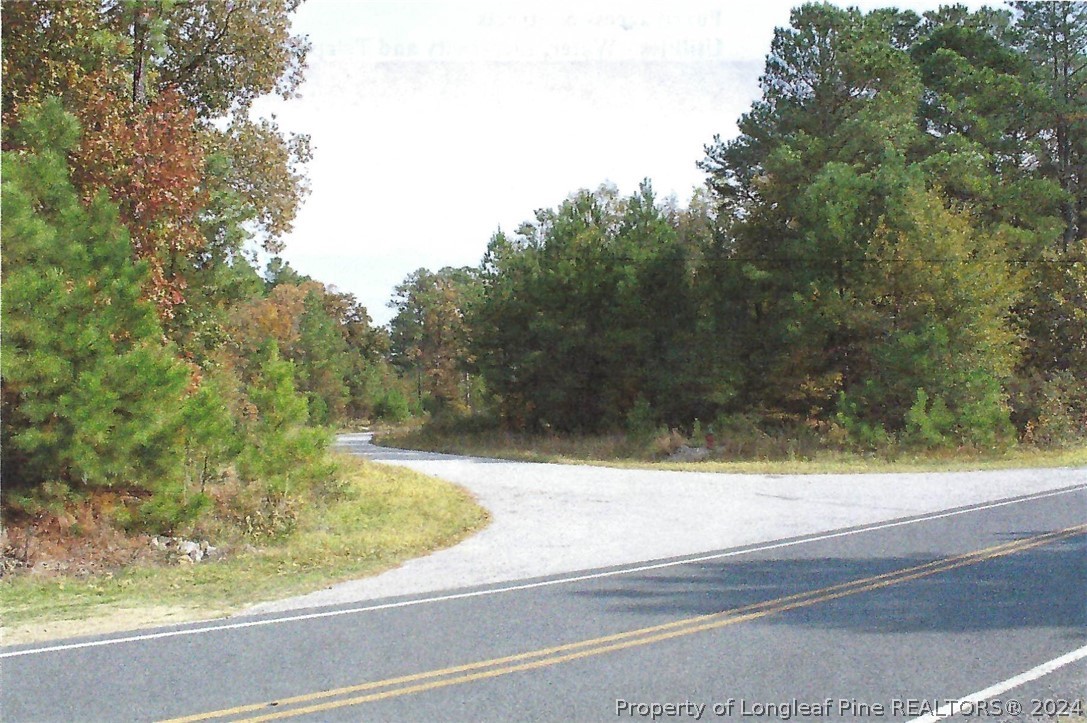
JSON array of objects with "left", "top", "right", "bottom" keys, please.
[{"left": 248, "top": 433, "right": 1087, "bottom": 614}]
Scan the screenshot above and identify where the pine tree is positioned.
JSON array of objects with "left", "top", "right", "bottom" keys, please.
[
  {"left": 1, "top": 101, "right": 190, "bottom": 496},
  {"left": 471, "top": 183, "right": 706, "bottom": 432},
  {"left": 235, "top": 344, "right": 331, "bottom": 499},
  {"left": 698, "top": 4, "right": 1024, "bottom": 444}
]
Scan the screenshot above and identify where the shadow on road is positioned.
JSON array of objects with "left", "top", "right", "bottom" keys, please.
[{"left": 573, "top": 534, "right": 1087, "bottom": 638}]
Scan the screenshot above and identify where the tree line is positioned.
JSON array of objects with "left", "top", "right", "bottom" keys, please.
[
  {"left": 389, "top": 2, "right": 1087, "bottom": 449},
  {"left": 2, "top": 2, "right": 1084, "bottom": 542}
]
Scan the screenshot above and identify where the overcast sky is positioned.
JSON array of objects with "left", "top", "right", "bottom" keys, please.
[{"left": 252, "top": 0, "right": 983, "bottom": 326}]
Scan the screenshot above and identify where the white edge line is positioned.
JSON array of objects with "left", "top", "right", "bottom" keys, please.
[
  {"left": 3, "top": 484, "right": 1084, "bottom": 659},
  {"left": 908, "top": 644, "right": 1087, "bottom": 723}
]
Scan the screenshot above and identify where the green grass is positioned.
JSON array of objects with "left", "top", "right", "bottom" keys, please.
[
  {"left": 380, "top": 428, "right": 1087, "bottom": 475},
  {"left": 1, "top": 454, "right": 489, "bottom": 643}
]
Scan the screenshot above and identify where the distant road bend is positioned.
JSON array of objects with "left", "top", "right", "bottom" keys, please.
[{"left": 1, "top": 440, "right": 1084, "bottom": 722}]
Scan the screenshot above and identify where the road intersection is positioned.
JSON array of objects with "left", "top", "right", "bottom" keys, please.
[{"left": 3, "top": 440, "right": 1084, "bottom": 721}]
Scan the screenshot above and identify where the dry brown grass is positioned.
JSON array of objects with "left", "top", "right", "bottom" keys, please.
[{"left": 381, "top": 426, "right": 1087, "bottom": 474}]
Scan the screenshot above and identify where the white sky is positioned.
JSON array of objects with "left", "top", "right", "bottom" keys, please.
[{"left": 252, "top": 0, "right": 983, "bottom": 326}]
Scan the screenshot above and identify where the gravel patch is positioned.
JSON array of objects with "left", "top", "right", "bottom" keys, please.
[{"left": 245, "top": 434, "right": 1086, "bottom": 615}]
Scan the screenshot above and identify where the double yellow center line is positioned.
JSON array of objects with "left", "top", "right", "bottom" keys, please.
[{"left": 164, "top": 524, "right": 1087, "bottom": 722}]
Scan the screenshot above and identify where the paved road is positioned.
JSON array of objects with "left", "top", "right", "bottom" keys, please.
[
  {"left": 250, "top": 434, "right": 1087, "bottom": 613},
  {"left": 3, "top": 479, "right": 1085, "bottom": 721}
]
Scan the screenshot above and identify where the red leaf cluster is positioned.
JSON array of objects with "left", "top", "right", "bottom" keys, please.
[{"left": 72, "top": 83, "right": 207, "bottom": 319}]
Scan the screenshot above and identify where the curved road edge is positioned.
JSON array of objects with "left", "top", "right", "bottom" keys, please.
[{"left": 243, "top": 434, "right": 1087, "bottom": 615}]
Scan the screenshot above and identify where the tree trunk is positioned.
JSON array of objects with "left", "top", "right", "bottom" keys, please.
[{"left": 132, "top": 5, "right": 150, "bottom": 105}]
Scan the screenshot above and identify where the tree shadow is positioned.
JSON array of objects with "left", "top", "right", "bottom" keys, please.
[{"left": 572, "top": 533, "right": 1087, "bottom": 637}]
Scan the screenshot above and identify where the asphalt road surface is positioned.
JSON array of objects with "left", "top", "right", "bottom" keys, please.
[
  {"left": 252, "top": 434, "right": 1087, "bottom": 613},
  {"left": 3, "top": 471, "right": 1084, "bottom": 721}
]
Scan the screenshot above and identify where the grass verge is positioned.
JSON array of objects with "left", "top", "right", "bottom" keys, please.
[
  {"left": 380, "top": 428, "right": 1087, "bottom": 474},
  {"left": 0, "top": 453, "right": 489, "bottom": 645}
]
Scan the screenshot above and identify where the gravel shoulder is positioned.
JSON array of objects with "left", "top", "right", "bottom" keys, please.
[{"left": 246, "top": 433, "right": 1087, "bottom": 614}]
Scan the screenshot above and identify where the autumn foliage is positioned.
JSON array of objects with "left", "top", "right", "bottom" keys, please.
[
  {"left": 72, "top": 85, "right": 205, "bottom": 316},
  {"left": 0, "top": 1, "right": 380, "bottom": 542}
]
